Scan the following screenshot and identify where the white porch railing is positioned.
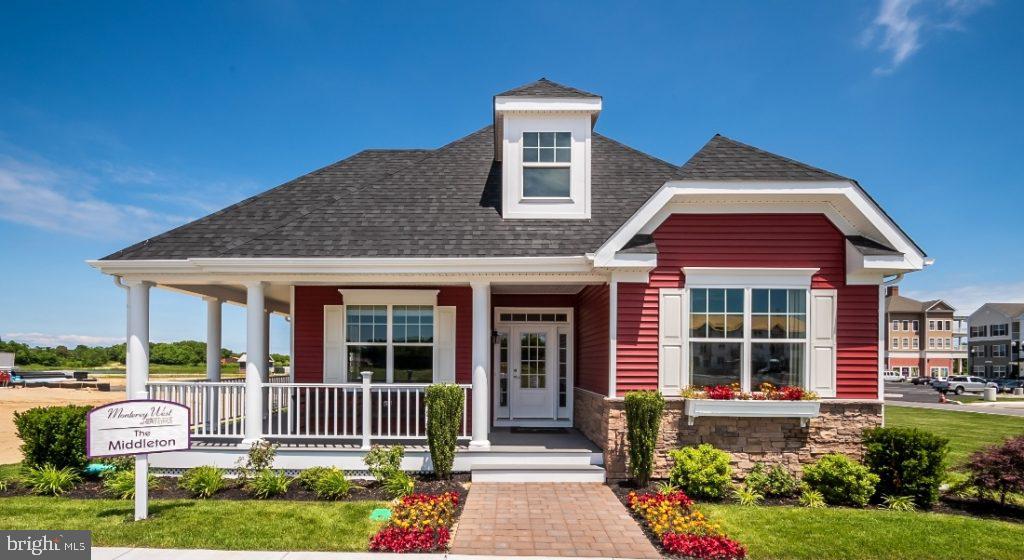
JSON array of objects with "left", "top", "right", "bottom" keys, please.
[
  {"left": 147, "top": 377, "right": 471, "bottom": 445},
  {"left": 147, "top": 381, "right": 247, "bottom": 438}
]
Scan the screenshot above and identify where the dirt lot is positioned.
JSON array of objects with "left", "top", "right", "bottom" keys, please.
[{"left": 0, "top": 387, "right": 126, "bottom": 464}]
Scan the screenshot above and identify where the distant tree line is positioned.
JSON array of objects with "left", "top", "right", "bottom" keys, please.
[{"left": 0, "top": 339, "right": 291, "bottom": 368}]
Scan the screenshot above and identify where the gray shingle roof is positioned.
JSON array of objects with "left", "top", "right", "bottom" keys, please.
[
  {"left": 987, "top": 303, "right": 1024, "bottom": 317},
  {"left": 103, "top": 126, "right": 680, "bottom": 260},
  {"left": 678, "top": 134, "right": 849, "bottom": 181},
  {"left": 495, "top": 78, "right": 601, "bottom": 99},
  {"left": 847, "top": 235, "right": 901, "bottom": 256}
]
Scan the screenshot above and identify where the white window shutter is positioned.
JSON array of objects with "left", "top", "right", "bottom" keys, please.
[
  {"left": 809, "top": 289, "right": 837, "bottom": 398},
  {"left": 323, "top": 305, "right": 344, "bottom": 383},
  {"left": 434, "top": 306, "right": 457, "bottom": 383},
  {"left": 659, "top": 288, "right": 685, "bottom": 393}
]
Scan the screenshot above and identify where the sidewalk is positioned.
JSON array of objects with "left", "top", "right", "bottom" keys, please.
[
  {"left": 887, "top": 401, "right": 1024, "bottom": 417},
  {"left": 93, "top": 548, "right": 657, "bottom": 560}
]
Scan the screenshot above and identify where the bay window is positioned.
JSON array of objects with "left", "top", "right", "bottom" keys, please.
[
  {"left": 345, "top": 304, "right": 434, "bottom": 383},
  {"left": 688, "top": 287, "right": 809, "bottom": 391}
]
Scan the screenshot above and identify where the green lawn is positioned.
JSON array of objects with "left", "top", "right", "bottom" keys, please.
[
  {"left": 0, "top": 496, "right": 384, "bottom": 551},
  {"left": 885, "top": 405, "right": 1024, "bottom": 465},
  {"left": 703, "top": 504, "right": 1024, "bottom": 560}
]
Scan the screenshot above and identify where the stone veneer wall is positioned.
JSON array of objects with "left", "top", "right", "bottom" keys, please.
[{"left": 573, "top": 388, "right": 883, "bottom": 480}]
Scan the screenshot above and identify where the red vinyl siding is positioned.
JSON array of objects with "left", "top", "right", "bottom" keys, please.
[
  {"left": 616, "top": 213, "right": 879, "bottom": 398},
  {"left": 576, "top": 285, "right": 610, "bottom": 395},
  {"left": 292, "top": 286, "right": 472, "bottom": 384}
]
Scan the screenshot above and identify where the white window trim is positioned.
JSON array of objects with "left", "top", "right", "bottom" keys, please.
[
  {"left": 338, "top": 289, "right": 439, "bottom": 306},
  {"left": 340, "top": 303, "right": 438, "bottom": 384},
  {"left": 521, "top": 131, "right": 572, "bottom": 200},
  {"left": 683, "top": 284, "right": 812, "bottom": 393}
]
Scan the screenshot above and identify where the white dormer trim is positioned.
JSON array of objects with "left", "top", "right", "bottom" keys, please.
[
  {"left": 494, "top": 97, "right": 602, "bottom": 114},
  {"left": 499, "top": 113, "right": 593, "bottom": 220}
]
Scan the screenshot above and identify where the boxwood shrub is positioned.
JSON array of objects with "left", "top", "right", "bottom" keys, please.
[
  {"left": 802, "top": 454, "right": 879, "bottom": 507},
  {"left": 624, "top": 390, "right": 665, "bottom": 487},
  {"left": 862, "top": 426, "right": 949, "bottom": 507},
  {"left": 425, "top": 384, "right": 464, "bottom": 479},
  {"left": 668, "top": 443, "right": 732, "bottom": 499},
  {"left": 14, "top": 405, "right": 92, "bottom": 470}
]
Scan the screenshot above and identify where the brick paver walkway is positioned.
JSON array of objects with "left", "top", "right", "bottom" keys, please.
[{"left": 451, "top": 483, "right": 660, "bottom": 558}]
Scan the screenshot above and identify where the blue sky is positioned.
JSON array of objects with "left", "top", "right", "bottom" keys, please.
[{"left": 1, "top": 0, "right": 1021, "bottom": 353}]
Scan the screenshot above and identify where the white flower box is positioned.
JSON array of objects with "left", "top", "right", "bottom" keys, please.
[{"left": 683, "top": 399, "right": 821, "bottom": 427}]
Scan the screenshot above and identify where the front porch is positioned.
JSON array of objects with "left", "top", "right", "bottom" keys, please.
[{"left": 109, "top": 271, "right": 618, "bottom": 478}]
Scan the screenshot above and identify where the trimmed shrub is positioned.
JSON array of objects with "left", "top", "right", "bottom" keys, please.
[
  {"left": 103, "top": 468, "right": 157, "bottom": 500},
  {"left": 743, "top": 463, "right": 801, "bottom": 498},
  {"left": 802, "top": 454, "right": 879, "bottom": 507},
  {"left": 862, "top": 426, "right": 949, "bottom": 508},
  {"left": 13, "top": 405, "right": 91, "bottom": 470},
  {"left": 364, "top": 445, "right": 405, "bottom": 482},
  {"left": 668, "top": 444, "right": 732, "bottom": 500},
  {"left": 312, "top": 468, "right": 352, "bottom": 500},
  {"left": 963, "top": 434, "right": 1024, "bottom": 505},
  {"left": 245, "top": 469, "right": 291, "bottom": 499},
  {"left": 425, "top": 384, "right": 464, "bottom": 479},
  {"left": 24, "top": 465, "right": 80, "bottom": 496},
  {"left": 624, "top": 390, "right": 665, "bottom": 486},
  {"left": 178, "top": 466, "right": 226, "bottom": 498}
]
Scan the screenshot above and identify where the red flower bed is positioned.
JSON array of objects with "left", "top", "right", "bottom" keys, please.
[
  {"left": 662, "top": 533, "right": 747, "bottom": 559},
  {"left": 627, "top": 490, "right": 694, "bottom": 510},
  {"left": 369, "top": 526, "right": 450, "bottom": 553}
]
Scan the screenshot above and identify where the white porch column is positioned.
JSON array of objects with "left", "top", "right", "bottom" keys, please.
[
  {"left": 608, "top": 276, "right": 619, "bottom": 397},
  {"left": 126, "top": 280, "right": 151, "bottom": 400},
  {"left": 244, "top": 281, "right": 267, "bottom": 442},
  {"left": 205, "top": 298, "right": 222, "bottom": 382},
  {"left": 469, "top": 281, "right": 491, "bottom": 449},
  {"left": 262, "top": 309, "right": 271, "bottom": 382}
]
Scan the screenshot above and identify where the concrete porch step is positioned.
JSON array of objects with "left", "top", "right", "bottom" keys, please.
[{"left": 470, "top": 463, "right": 606, "bottom": 483}]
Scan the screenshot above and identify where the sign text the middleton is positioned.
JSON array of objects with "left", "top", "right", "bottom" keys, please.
[{"left": 87, "top": 401, "right": 190, "bottom": 458}]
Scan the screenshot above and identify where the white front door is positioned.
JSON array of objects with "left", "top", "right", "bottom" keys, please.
[{"left": 510, "top": 326, "right": 556, "bottom": 419}]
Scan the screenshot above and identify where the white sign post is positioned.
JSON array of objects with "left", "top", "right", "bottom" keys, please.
[{"left": 87, "top": 400, "right": 190, "bottom": 521}]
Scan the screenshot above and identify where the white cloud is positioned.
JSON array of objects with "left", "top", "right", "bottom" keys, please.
[
  {"left": 862, "top": 0, "right": 990, "bottom": 74},
  {"left": 0, "top": 155, "right": 189, "bottom": 241},
  {"left": 904, "top": 281, "right": 1024, "bottom": 316},
  {"left": 3, "top": 332, "right": 123, "bottom": 348}
]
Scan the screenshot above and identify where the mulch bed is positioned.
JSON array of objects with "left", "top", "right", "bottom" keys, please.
[{"left": 0, "top": 472, "right": 470, "bottom": 504}]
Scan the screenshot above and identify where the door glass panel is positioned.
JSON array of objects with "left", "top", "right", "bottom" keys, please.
[
  {"left": 498, "top": 333, "right": 509, "bottom": 407},
  {"left": 519, "top": 332, "right": 547, "bottom": 389}
]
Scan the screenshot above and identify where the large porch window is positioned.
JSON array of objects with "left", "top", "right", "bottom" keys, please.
[
  {"left": 345, "top": 304, "right": 434, "bottom": 383},
  {"left": 688, "top": 286, "right": 809, "bottom": 392}
]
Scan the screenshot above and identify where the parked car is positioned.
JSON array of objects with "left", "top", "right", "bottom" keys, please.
[
  {"left": 883, "top": 370, "right": 907, "bottom": 382},
  {"left": 910, "top": 376, "right": 931, "bottom": 385},
  {"left": 938, "top": 376, "right": 997, "bottom": 395},
  {"left": 992, "top": 378, "right": 1024, "bottom": 393}
]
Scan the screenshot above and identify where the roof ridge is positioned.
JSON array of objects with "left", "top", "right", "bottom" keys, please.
[
  {"left": 682, "top": 134, "right": 850, "bottom": 181},
  {"left": 211, "top": 125, "right": 494, "bottom": 256}
]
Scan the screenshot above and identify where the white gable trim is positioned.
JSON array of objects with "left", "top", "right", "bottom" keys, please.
[{"left": 593, "top": 181, "right": 927, "bottom": 273}]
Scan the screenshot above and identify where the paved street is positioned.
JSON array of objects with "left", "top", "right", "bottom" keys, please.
[{"left": 884, "top": 382, "right": 1024, "bottom": 417}]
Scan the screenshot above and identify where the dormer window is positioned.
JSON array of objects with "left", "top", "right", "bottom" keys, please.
[{"left": 523, "top": 132, "right": 571, "bottom": 198}]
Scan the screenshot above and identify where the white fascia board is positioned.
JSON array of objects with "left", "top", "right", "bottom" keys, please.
[
  {"left": 494, "top": 97, "right": 602, "bottom": 113},
  {"left": 87, "top": 255, "right": 597, "bottom": 276},
  {"left": 338, "top": 289, "right": 439, "bottom": 305},
  {"left": 594, "top": 180, "right": 927, "bottom": 271}
]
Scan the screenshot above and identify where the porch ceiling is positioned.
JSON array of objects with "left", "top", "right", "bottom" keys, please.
[{"left": 163, "top": 283, "right": 290, "bottom": 314}]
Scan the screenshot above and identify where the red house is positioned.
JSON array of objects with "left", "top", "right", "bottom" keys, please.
[{"left": 90, "top": 79, "right": 928, "bottom": 480}]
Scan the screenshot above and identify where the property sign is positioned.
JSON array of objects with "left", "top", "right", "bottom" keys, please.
[{"left": 87, "top": 400, "right": 190, "bottom": 458}]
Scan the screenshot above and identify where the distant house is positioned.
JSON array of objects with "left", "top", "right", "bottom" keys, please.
[
  {"left": 884, "top": 286, "right": 966, "bottom": 378},
  {"left": 968, "top": 303, "right": 1024, "bottom": 378},
  {"left": 90, "top": 79, "right": 929, "bottom": 479}
]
